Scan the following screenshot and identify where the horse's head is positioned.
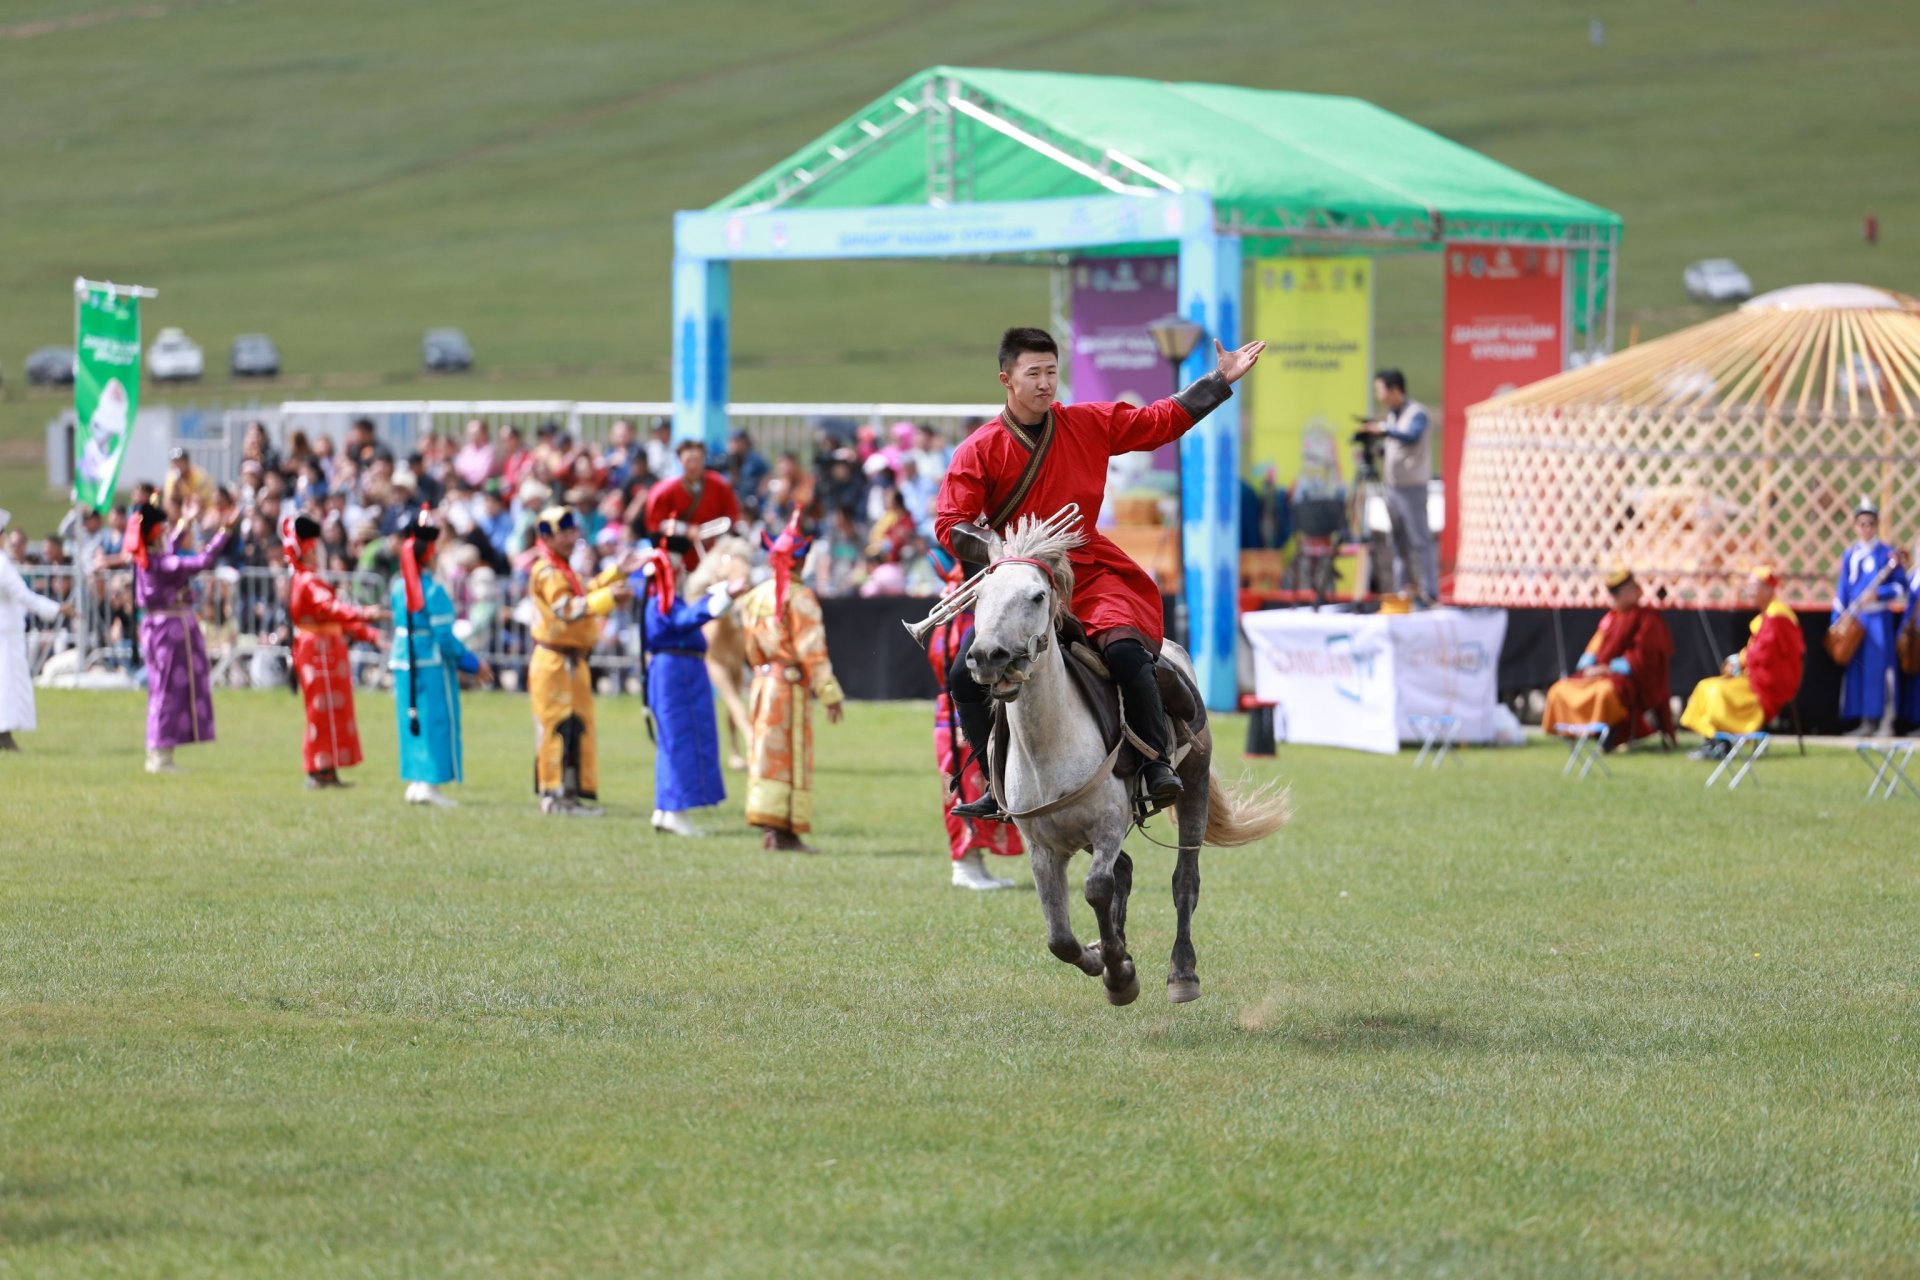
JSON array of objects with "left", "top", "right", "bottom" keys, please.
[{"left": 966, "top": 513, "right": 1079, "bottom": 703}]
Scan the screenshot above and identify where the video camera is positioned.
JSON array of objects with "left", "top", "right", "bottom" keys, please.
[{"left": 1348, "top": 420, "right": 1384, "bottom": 483}]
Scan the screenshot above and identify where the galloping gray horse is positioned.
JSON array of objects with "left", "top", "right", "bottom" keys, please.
[{"left": 965, "top": 512, "right": 1290, "bottom": 1005}]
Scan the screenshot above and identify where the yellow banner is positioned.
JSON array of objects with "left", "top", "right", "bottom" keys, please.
[{"left": 1247, "top": 258, "right": 1373, "bottom": 494}]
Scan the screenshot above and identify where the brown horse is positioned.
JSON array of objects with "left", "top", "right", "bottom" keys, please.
[{"left": 689, "top": 537, "right": 754, "bottom": 771}]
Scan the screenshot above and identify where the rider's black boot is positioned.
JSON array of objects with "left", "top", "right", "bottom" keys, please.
[
  {"left": 1107, "top": 638, "right": 1182, "bottom": 809},
  {"left": 947, "top": 640, "right": 1005, "bottom": 821}
]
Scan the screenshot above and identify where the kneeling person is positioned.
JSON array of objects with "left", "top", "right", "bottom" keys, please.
[{"left": 1680, "top": 566, "right": 1803, "bottom": 756}]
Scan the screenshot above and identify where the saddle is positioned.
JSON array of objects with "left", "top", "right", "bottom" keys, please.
[{"left": 987, "top": 612, "right": 1207, "bottom": 825}]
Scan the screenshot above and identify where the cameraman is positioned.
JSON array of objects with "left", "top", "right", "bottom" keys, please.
[{"left": 1362, "top": 369, "right": 1438, "bottom": 604}]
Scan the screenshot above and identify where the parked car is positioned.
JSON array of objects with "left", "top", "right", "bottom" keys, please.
[
  {"left": 147, "top": 327, "right": 205, "bottom": 381},
  {"left": 1683, "top": 259, "right": 1753, "bottom": 305},
  {"left": 230, "top": 333, "right": 281, "bottom": 377},
  {"left": 25, "top": 346, "right": 74, "bottom": 386},
  {"left": 422, "top": 328, "right": 473, "bottom": 372}
]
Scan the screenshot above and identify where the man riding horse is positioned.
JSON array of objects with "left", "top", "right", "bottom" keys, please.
[{"left": 935, "top": 326, "right": 1265, "bottom": 820}]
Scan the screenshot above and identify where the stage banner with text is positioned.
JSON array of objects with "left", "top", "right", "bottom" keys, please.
[
  {"left": 1069, "top": 258, "right": 1177, "bottom": 390},
  {"left": 1242, "top": 608, "right": 1508, "bottom": 753},
  {"left": 73, "top": 285, "right": 143, "bottom": 512},
  {"left": 1246, "top": 258, "right": 1373, "bottom": 490},
  {"left": 1241, "top": 610, "right": 1399, "bottom": 754},
  {"left": 1069, "top": 256, "right": 1179, "bottom": 470},
  {"left": 1441, "top": 245, "right": 1566, "bottom": 569}
]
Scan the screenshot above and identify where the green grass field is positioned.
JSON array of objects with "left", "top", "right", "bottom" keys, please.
[
  {"left": 4, "top": 689, "right": 1917, "bottom": 1275},
  {"left": 4, "top": 0, "right": 1920, "bottom": 535}
]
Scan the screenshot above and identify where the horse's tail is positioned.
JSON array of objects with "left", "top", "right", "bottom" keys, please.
[{"left": 1202, "top": 770, "right": 1291, "bottom": 848}]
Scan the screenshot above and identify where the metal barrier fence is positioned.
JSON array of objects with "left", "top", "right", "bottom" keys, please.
[{"left": 17, "top": 562, "right": 644, "bottom": 694}]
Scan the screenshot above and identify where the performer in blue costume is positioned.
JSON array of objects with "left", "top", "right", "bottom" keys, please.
[
  {"left": 1831, "top": 497, "right": 1908, "bottom": 734},
  {"left": 389, "top": 508, "right": 492, "bottom": 806},
  {"left": 639, "top": 542, "right": 748, "bottom": 836},
  {"left": 1901, "top": 553, "right": 1920, "bottom": 734}
]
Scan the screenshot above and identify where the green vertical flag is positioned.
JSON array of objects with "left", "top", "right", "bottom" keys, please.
[{"left": 72, "top": 281, "right": 144, "bottom": 513}]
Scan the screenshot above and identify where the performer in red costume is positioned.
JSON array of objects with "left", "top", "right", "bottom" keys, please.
[
  {"left": 926, "top": 558, "right": 1022, "bottom": 889},
  {"left": 643, "top": 439, "right": 741, "bottom": 569},
  {"left": 282, "top": 513, "right": 385, "bottom": 789},
  {"left": 935, "top": 326, "right": 1264, "bottom": 819}
]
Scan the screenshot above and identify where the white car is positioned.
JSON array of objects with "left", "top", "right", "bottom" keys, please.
[
  {"left": 1682, "top": 259, "right": 1753, "bottom": 305},
  {"left": 146, "top": 327, "right": 205, "bottom": 382}
]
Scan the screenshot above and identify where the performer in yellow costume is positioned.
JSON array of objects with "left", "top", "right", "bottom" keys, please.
[
  {"left": 1680, "top": 566, "right": 1804, "bottom": 757},
  {"left": 528, "top": 506, "right": 633, "bottom": 816},
  {"left": 739, "top": 512, "right": 844, "bottom": 851}
]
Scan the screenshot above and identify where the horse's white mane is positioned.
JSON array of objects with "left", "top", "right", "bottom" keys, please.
[
  {"left": 999, "top": 511, "right": 1084, "bottom": 566},
  {"left": 997, "top": 511, "right": 1084, "bottom": 607}
]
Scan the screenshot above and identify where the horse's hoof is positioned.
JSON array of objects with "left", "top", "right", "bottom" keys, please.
[
  {"left": 1106, "top": 971, "right": 1141, "bottom": 1006},
  {"left": 1167, "top": 977, "right": 1202, "bottom": 1004}
]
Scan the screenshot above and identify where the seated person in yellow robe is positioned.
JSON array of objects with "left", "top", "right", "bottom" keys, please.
[{"left": 1680, "top": 566, "right": 1804, "bottom": 759}]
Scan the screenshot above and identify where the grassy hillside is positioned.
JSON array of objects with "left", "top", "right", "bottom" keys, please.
[{"left": 2, "top": 0, "right": 1916, "bottom": 530}]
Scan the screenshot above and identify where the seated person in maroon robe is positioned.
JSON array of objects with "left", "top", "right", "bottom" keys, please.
[{"left": 1543, "top": 566, "right": 1674, "bottom": 745}]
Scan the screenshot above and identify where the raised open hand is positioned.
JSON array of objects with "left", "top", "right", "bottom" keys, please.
[{"left": 1215, "top": 338, "right": 1266, "bottom": 385}]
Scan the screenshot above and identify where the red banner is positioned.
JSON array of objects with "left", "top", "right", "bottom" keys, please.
[{"left": 1440, "top": 245, "right": 1566, "bottom": 571}]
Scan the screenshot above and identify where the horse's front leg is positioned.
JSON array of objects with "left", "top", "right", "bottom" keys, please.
[
  {"left": 1084, "top": 843, "right": 1140, "bottom": 1006},
  {"left": 1030, "top": 845, "right": 1101, "bottom": 977}
]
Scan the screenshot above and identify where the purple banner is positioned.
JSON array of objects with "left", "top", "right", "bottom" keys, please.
[{"left": 1069, "top": 257, "right": 1178, "bottom": 406}]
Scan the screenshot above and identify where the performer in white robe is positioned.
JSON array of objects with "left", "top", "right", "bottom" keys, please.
[{"left": 0, "top": 507, "right": 72, "bottom": 749}]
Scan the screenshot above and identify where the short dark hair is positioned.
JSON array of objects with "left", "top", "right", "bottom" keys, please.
[
  {"left": 998, "top": 327, "right": 1058, "bottom": 372},
  {"left": 1375, "top": 368, "right": 1407, "bottom": 393},
  {"left": 676, "top": 438, "right": 706, "bottom": 456}
]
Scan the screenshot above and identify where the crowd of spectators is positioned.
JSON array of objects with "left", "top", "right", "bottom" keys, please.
[{"left": 12, "top": 415, "right": 975, "bottom": 678}]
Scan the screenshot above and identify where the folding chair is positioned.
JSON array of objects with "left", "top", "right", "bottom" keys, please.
[
  {"left": 1409, "top": 714, "right": 1461, "bottom": 768},
  {"left": 1705, "top": 731, "right": 1769, "bottom": 789},
  {"left": 1554, "top": 722, "right": 1610, "bottom": 779},
  {"left": 1854, "top": 741, "right": 1920, "bottom": 800}
]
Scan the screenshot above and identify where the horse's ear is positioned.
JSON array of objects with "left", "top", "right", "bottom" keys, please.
[{"left": 759, "top": 530, "right": 774, "bottom": 553}]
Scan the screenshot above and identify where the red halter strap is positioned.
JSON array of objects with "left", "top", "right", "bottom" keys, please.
[{"left": 985, "top": 556, "right": 1054, "bottom": 584}]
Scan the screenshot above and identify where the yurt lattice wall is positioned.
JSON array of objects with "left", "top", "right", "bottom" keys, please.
[{"left": 1454, "top": 284, "right": 1920, "bottom": 610}]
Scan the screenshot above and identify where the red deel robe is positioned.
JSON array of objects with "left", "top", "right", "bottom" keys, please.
[
  {"left": 934, "top": 399, "right": 1196, "bottom": 648},
  {"left": 644, "top": 472, "right": 742, "bottom": 567},
  {"left": 1744, "top": 602, "right": 1805, "bottom": 720},
  {"left": 1586, "top": 603, "right": 1675, "bottom": 741},
  {"left": 290, "top": 567, "right": 382, "bottom": 773}
]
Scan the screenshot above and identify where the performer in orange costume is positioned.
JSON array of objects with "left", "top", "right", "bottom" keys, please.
[
  {"left": 527, "top": 505, "right": 632, "bottom": 816},
  {"left": 282, "top": 513, "right": 385, "bottom": 789},
  {"left": 739, "top": 512, "right": 844, "bottom": 852}
]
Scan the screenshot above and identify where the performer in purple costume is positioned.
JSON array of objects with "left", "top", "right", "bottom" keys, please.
[{"left": 130, "top": 501, "right": 234, "bottom": 773}]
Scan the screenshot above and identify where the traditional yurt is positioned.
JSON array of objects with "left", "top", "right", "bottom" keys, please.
[{"left": 1454, "top": 283, "right": 1920, "bottom": 610}]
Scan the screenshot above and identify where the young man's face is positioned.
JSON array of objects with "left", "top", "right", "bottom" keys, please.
[
  {"left": 1000, "top": 350, "right": 1058, "bottom": 417},
  {"left": 679, "top": 445, "right": 706, "bottom": 479},
  {"left": 1854, "top": 513, "right": 1878, "bottom": 541},
  {"left": 1374, "top": 378, "right": 1406, "bottom": 410}
]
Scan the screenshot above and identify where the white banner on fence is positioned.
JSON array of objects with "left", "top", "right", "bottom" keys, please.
[{"left": 1242, "top": 608, "right": 1508, "bottom": 754}]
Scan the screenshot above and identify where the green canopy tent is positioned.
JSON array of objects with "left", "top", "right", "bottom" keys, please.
[
  {"left": 715, "top": 66, "right": 1620, "bottom": 269},
  {"left": 675, "top": 66, "right": 1622, "bottom": 707}
]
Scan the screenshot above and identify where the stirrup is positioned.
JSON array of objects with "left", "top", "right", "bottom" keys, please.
[
  {"left": 1143, "top": 761, "right": 1183, "bottom": 805},
  {"left": 952, "top": 793, "right": 1005, "bottom": 821}
]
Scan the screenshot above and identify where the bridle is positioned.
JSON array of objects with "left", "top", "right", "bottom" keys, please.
[{"left": 980, "top": 555, "right": 1058, "bottom": 674}]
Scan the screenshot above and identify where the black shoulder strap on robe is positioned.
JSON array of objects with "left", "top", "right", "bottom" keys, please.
[{"left": 990, "top": 410, "right": 1054, "bottom": 530}]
